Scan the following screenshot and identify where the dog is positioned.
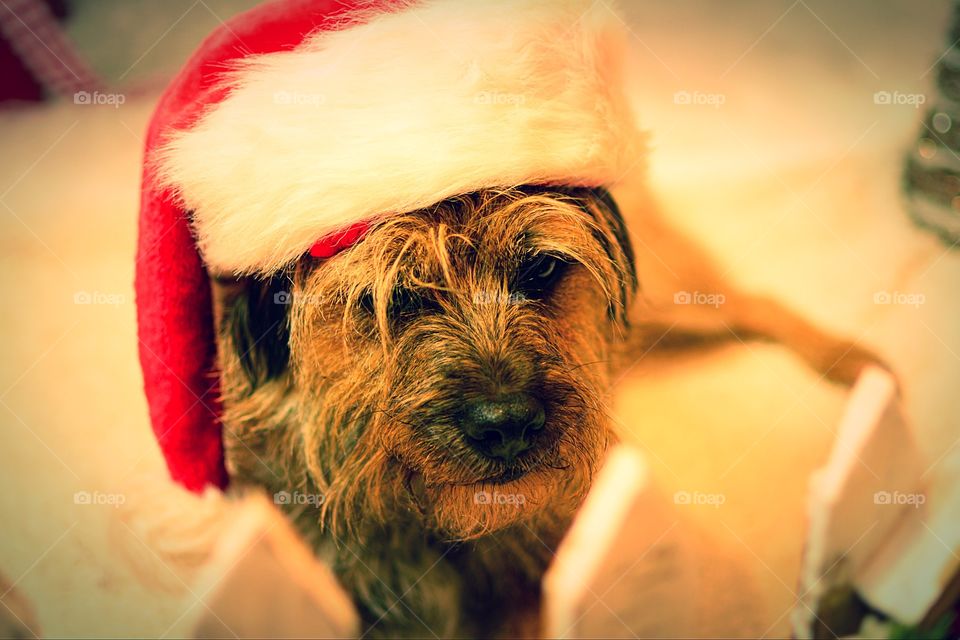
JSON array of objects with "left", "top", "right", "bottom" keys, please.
[{"left": 208, "top": 184, "right": 879, "bottom": 638}]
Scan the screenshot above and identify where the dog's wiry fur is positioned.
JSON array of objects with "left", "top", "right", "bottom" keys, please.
[
  {"left": 214, "top": 187, "right": 635, "bottom": 637},
  {"left": 211, "top": 186, "right": 880, "bottom": 638}
]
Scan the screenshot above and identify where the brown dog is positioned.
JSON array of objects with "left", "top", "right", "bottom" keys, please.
[{"left": 211, "top": 185, "right": 878, "bottom": 638}]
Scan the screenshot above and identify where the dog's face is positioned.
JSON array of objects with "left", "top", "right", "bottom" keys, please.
[{"left": 217, "top": 187, "right": 636, "bottom": 541}]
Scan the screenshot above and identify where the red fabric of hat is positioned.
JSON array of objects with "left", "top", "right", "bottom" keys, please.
[{"left": 137, "top": 0, "right": 378, "bottom": 491}]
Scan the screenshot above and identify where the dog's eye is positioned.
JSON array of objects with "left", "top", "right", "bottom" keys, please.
[
  {"left": 390, "top": 287, "right": 423, "bottom": 317},
  {"left": 358, "top": 287, "right": 428, "bottom": 319},
  {"left": 517, "top": 254, "right": 567, "bottom": 298},
  {"left": 359, "top": 290, "right": 376, "bottom": 315}
]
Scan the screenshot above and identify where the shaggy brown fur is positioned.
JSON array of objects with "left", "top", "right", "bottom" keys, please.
[{"left": 210, "top": 186, "right": 879, "bottom": 638}]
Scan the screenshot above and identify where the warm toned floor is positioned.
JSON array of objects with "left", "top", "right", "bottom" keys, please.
[{"left": 1, "top": 1, "right": 958, "bottom": 636}]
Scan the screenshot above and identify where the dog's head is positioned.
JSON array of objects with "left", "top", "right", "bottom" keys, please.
[{"left": 216, "top": 186, "right": 636, "bottom": 541}]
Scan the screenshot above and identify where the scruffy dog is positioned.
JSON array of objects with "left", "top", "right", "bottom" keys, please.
[
  {"left": 135, "top": 2, "right": 882, "bottom": 636},
  {"left": 209, "top": 186, "right": 876, "bottom": 638}
]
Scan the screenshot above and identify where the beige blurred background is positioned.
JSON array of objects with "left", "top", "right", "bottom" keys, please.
[{"left": 1, "top": 0, "right": 958, "bottom": 636}]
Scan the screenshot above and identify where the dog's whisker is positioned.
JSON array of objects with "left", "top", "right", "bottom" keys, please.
[{"left": 562, "top": 358, "right": 611, "bottom": 374}]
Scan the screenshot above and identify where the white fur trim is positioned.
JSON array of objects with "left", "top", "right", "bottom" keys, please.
[{"left": 156, "top": 0, "right": 644, "bottom": 274}]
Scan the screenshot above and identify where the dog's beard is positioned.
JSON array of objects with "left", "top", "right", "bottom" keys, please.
[
  {"left": 292, "top": 342, "right": 612, "bottom": 541},
  {"left": 392, "top": 373, "right": 610, "bottom": 540},
  {"left": 406, "top": 418, "right": 609, "bottom": 542},
  {"left": 319, "top": 421, "right": 607, "bottom": 542},
  {"left": 413, "top": 468, "right": 585, "bottom": 540}
]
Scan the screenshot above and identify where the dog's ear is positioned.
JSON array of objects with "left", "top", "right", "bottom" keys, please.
[
  {"left": 534, "top": 185, "right": 637, "bottom": 324},
  {"left": 221, "top": 273, "right": 292, "bottom": 387},
  {"left": 589, "top": 186, "right": 637, "bottom": 292},
  {"left": 571, "top": 186, "right": 638, "bottom": 325}
]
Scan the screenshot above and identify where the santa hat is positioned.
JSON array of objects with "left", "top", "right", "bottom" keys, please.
[{"left": 137, "top": 0, "right": 643, "bottom": 492}]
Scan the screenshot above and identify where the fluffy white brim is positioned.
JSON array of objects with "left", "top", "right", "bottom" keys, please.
[{"left": 156, "top": 0, "right": 645, "bottom": 275}]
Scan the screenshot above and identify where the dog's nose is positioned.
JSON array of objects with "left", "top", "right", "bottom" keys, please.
[{"left": 461, "top": 393, "right": 546, "bottom": 462}]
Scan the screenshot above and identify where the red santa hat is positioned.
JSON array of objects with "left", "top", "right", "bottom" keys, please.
[{"left": 137, "top": 0, "right": 643, "bottom": 492}]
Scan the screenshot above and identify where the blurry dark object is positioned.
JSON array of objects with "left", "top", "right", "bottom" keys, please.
[
  {"left": 903, "top": 1, "right": 960, "bottom": 247},
  {"left": 0, "top": 0, "right": 100, "bottom": 104}
]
